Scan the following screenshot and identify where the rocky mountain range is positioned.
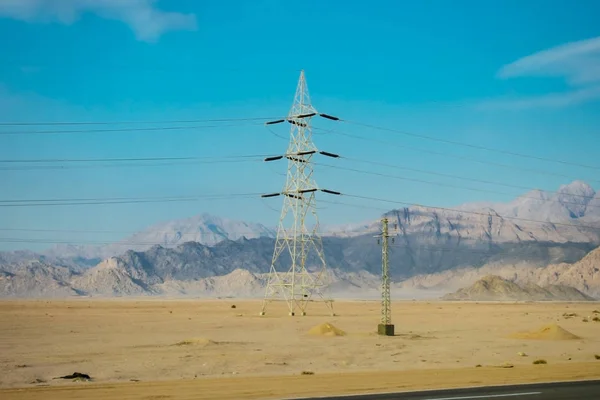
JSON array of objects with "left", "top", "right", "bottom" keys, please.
[
  {"left": 333, "top": 180, "right": 600, "bottom": 244},
  {"left": 4, "top": 180, "right": 599, "bottom": 266},
  {"left": 1, "top": 236, "right": 598, "bottom": 299},
  {"left": 1, "top": 180, "right": 600, "bottom": 298}
]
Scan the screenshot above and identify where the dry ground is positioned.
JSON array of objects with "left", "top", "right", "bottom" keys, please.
[{"left": 1, "top": 299, "right": 599, "bottom": 399}]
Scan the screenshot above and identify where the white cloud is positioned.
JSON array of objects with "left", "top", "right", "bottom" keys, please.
[
  {"left": 477, "top": 85, "right": 600, "bottom": 111},
  {"left": 0, "top": 0, "right": 197, "bottom": 42},
  {"left": 498, "top": 36, "right": 600, "bottom": 85},
  {"left": 483, "top": 36, "right": 600, "bottom": 110}
]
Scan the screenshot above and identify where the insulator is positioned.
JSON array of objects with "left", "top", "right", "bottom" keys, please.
[
  {"left": 264, "top": 155, "right": 283, "bottom": 162},
  {"left": 297, "top": 150, "right": 316, "bottom": 156},
  {"left": 319, "top": 151, "right": 340, "bottom": 158},
  {"left": 265, "top": 119, "right": 285, "bottom": 125},
  {"left": 321, "top": 189, "right": 341, "bottom": 195},
  {"left": 261, "top": 193, "right": 280, "bottom": 198},
  {"left": 299, "top": 188, "right": 317, "bottom": 193},
  {"left": 287, "top": 120, "right": 307, "bottom": 127},
  {"left": 286, "top": 156, "right": 307, "bottom": 163},
  {"left": 319, "top": 113, "right": 340, "bottom": 121},
  {"left": 295, "top": 113, "right": 317, "bottom": 119}
]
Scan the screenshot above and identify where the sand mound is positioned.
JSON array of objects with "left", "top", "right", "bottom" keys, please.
[
  {"left": 174, "top": 337, "right": 216, "bottom": 346},
  {"left": 508, "top": 324, "right": 581, "bottom": 340},
  {"left": 308, "top": 323, "right": 346, "bottom": 337}
]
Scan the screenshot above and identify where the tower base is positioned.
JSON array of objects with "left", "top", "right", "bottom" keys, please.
[{"left": 377, "top": 323, "right": 395, "bottom": 336}]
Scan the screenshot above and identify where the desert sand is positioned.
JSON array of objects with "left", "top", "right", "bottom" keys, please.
[{"left": 1, "top": 299, "right": 600, "bottom": 399}]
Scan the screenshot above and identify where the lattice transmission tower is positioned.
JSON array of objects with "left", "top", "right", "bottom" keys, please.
[
  {"left": 376, "top": 217, "right": 397, "bottom": 336},
  {"left": 260, "top": 70, "right": 340, "bottom": 317}
]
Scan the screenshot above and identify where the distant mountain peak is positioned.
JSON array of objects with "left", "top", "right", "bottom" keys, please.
[
  {"left": 557, "top": 180, "right": 595, "bottom": 196},
  {"left": 4, "top": 180, "right": 598, "bottom": 268},
  {"left": 555, "top": 180, "right": 596, "bottom": 219},
  {"left": 36, "top": 213, "right": 277, "bottom": 261},
  {"left": 522, "top": 189, "right": 550, "bottom": 201}
]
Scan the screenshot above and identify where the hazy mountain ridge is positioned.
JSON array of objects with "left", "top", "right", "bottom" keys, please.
[
  {"left": 0, "top": 250, "right": 92, "bottom": 270},
  {"left": 41, "top": 213, "right": 277, "bottom": 261},
  {"left": 4, "top": 180, "right": 598, "bottom": 268},
  {"left": 399, "top": 246, "right": 600, "bottom": 298},
  {"left": 442, "top": 275, "right": 594, "bottom": 301},
  {"left": 335, "top": 181, "right": 600, "bottom": 245},
  {"left": 1, "top": 180, "right": 600, "bottom": 298},
  {"left": 0, "top": 236, "right": 597, "bottom": 298},
  {"left": 0, "top": 261, "right": 84, "bottom": 298},
  {"left": 0, "top": 257, "right": 383, "bottom": 299}
]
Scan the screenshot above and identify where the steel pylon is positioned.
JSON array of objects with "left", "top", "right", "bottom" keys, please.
[
  {"left": 376, "top": 217, "right": 396, "bottom": 336},
  {"left": 260, "top": 71, "right": 336, "bottom": 317}
]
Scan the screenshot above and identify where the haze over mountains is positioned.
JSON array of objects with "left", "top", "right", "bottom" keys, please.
[
  {"left": 1, "top": 180, "right": 600, "bottom": 299},
  {"left": 42, "top": 213, "right": 277, "bottom": 262},
  {"left": 334, "top": 180, "right": 600, "bottom": 243},
  {"left": 441, "top": 275, "right": 595, "bottom": 301},
  {"left": 400, "top": 245, "right": 600, "bottom": 298}
]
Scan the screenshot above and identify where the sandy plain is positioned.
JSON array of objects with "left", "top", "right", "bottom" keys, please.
[{"left": 1, "top": 299, "right": 599, "bottom": 400}]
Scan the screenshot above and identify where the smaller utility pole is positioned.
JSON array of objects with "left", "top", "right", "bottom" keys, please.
[{"left": 376, "top": 217, "right": 395, "bottom": 336}]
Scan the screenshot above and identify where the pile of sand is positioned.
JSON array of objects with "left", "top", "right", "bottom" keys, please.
[
  {"left": 308, "top": 322, "right": 346, "bottom": 337},
  {"left": 174, "top": 337, "right": 216, "bottom": 346},
  {"left": 508, "top": 324, "right": 581, "bottom": 340}
]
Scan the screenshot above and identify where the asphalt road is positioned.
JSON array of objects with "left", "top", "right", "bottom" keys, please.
[{"left": 289, "top": 380, "right": 600, "bottom": 400}]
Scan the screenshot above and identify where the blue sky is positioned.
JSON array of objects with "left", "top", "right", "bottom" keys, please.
[{"left": 1, "top": 0, "right": 600, "bottom": 251}]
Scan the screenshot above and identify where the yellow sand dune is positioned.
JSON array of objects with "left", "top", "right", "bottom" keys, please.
[
  {"left": 308, "top": 322, "right": 346, "bottom": 337},
  {"left": 508, "top": 324, "right": 581, "bottom": 340}
]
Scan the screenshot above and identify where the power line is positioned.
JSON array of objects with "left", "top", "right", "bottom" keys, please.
[
  {"left": 0, "top": 154, "right": 268, "bottom": 164},
  {"left": 314, "top": 161, "right": 600, "bottom": 210},
  {"left": 0, "top": 237, "right": 588, "bottom": 259},
  {"left": 0, "top": 228, "right": 324, "bottom": 236},
  {"left": 342, "top": 193, "right": 600, "bottom": 231},
  {"left": 388, "top": 243, "right": 520, "bottom": 256},
  {"left": 342, "top": 157, "right": 598, "bottom": 201},
  {"left": 3, "top": 112, "right": 596, "bottom": 172},
  {"left": 4, "top": 199, "right": 588, "bottom": 237},
  {"left": 0, "top": 223, "right": 381, "bottom": 237},
  {"left": 1, "top": 184, "right": 598, "bottom": 232},
  {"left": 0, "top": 154, "right": 269, "bottom": 171},
  {"left": 0, "top": 193, "right": 255, "bottom": 203},
  {"left": 327, "top": 194, "right": 600, "bottom": 236},
  {"left": 3, "top": 146, "right": 596, "bottom": 206},
  {"left": 0, "top": 225, "right": 534, "bottom": 246},
  {"left": 0, "top": 122, "right": 263, "bottom": 136},
  {"left": 2, "top": 150, "right": 597, "bottom": 213},
  {"left": 320, "top": 198, "right": 600, "bottom": 238},
  {"left": 2, "top": 157, "right": 598, "bottom": 220},
  {"left": 317, "top": 127, "right": 600, "bottom": 186},
  {"left": 0, "top": 193, "right": 261, "bottom": 207},
  {"left": 2, "top": 198, "right": 599, "bottom": 252},
  {"left": 0, "top": 116, "right": 282, "bottom": 127},
  {"left": 0, "top": 159, "right": 261, "bottom": 171},
  {"left": 342, "top": 119, "right": 600, "bottom": 171}
]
